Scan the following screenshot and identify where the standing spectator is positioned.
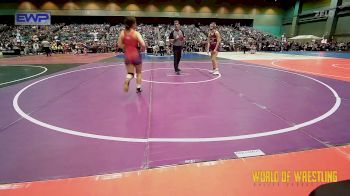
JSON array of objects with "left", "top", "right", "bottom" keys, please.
[
  {"left": 32, "top": 41, "right": 39, "bottom": 55},
  {"left": 41, "top": 39, "right": 51, "bottom": 56},
  {"left": 159, "top": 39, "right": 165, "bottom": 56}
]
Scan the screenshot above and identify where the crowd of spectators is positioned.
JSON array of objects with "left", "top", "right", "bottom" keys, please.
[{"left": 1, "top": 22, "right": 349, "bottom": 56}]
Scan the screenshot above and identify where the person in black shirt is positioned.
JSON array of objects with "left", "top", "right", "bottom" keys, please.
[{"left": 169, "top": 20, "right": 185, "bottom": 75}]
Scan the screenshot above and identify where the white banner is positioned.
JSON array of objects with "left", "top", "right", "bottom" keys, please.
[{"left": 234, "top": 149, "right": 265, "bottom": 158}]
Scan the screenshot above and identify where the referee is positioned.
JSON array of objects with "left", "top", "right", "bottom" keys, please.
[{"left": 169, "top": 20, "right": 185, "bottom": 74}]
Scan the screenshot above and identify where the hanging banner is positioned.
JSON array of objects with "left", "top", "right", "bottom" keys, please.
[{"left": 15, "top": 12, "right": 51, "bottom": 25}]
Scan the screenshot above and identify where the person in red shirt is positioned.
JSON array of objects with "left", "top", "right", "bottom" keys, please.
[{"left": 118, "top": 17, "right": 146, "bottom": 93}]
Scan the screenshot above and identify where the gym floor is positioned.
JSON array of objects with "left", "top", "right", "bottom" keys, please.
[{"left": 0, "top": 51, "right": 349, "bottom": 195}]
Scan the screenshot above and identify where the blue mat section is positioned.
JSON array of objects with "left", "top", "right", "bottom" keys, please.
[
  {"left": 274, "top": 51, "right": 350, "bottom": 59},
  {"left": 114, "top": 53, "right": 209, "bottom": 61}
]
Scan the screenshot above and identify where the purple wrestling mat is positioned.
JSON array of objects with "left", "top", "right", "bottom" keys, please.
[{"left": 1, "top": 60, "right": 350, "bottom": 183}]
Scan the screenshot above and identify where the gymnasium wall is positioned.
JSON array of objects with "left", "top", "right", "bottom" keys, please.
[
  {"left": 298, "top": 21, "right": 327, "bottom": 37},
  {"left": 281, "top": 0, "right": 350, "bottom": 41},
  {"left": 334, "top": 15, "right": 350, "bottom": 42},
  {"left": 281, "top": 24, "right": 292, "bottom": 37},
  {"left": 334, "top": 0, "right": 350, "bottom": 41},
  {"left": 281, "top": 6, "right": 294, "bottom": 37},
  {"left": 285, "top": 0, "right": 330, "bottom": 37},
  {"left": 301, "top": 0, "right": 331, "bottom": 12}
]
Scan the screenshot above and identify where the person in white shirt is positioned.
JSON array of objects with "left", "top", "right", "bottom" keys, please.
[
  {"left": 41, "top": 40, "right": 51, "bottom": 56},
  {"left": 32, "top": 42, "right": 39, "bottom": 55},
  {"left": 153, "top": 44, "right": 159, "bottom": 56},
  {"left": 91, "top": 30, "right": 99, "bottom": 42},
  {"left": 159, "top": 40, "right": 165, "bottom": 56}
]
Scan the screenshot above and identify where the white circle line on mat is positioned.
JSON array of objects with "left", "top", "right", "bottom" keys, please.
[
  {"left": 13, "top": 62, "right": 340, "bottom": 142},
  {"left": 0, "top": 65, "right": 47, "bottom": 86}
]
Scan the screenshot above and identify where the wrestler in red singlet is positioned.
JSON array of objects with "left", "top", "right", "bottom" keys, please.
[
  {"left": 207, "top": 22, "right": 221, "bottom": 75},
  {"left": 118, "top": 17, "right": 146, "bottom": 93}
]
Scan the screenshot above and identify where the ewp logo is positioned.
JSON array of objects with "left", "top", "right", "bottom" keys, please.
[
  {"left": 17, "top": 13, "right": 49, "bottom": 22},
  {"left": 15, "top": 12, "right": 51, "bottom": 25}
]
